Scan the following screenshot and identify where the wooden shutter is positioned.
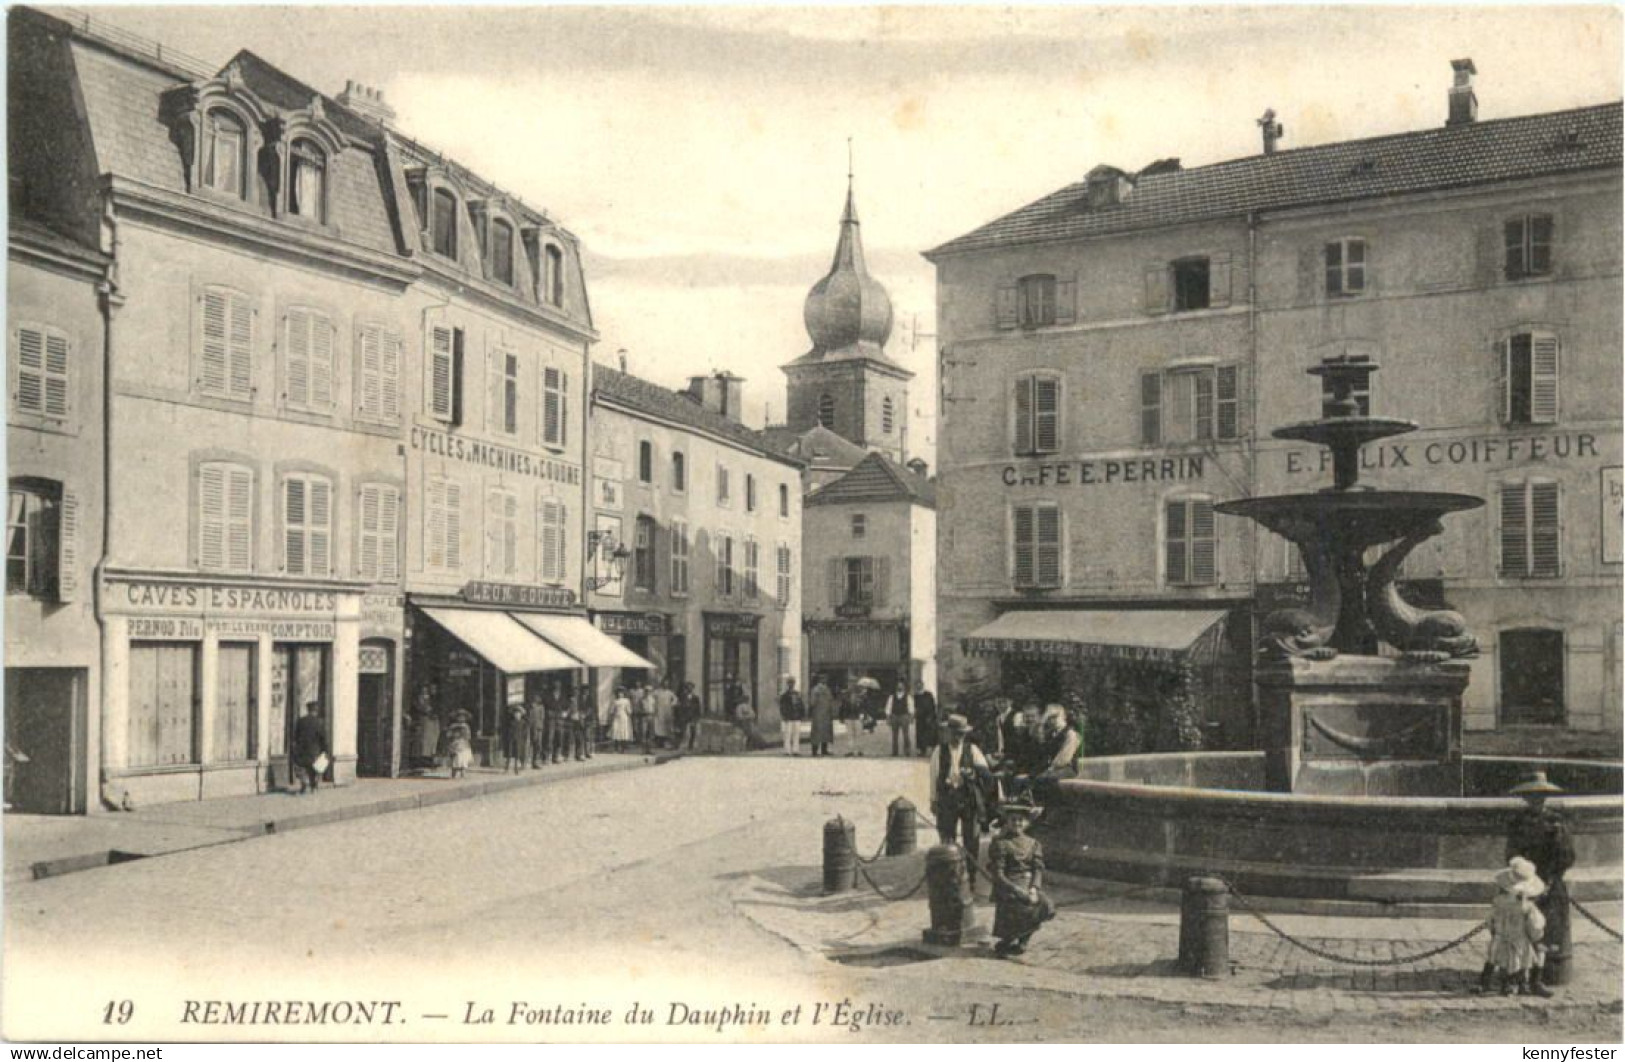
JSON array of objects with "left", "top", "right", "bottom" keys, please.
[
  {"left": 381, "top": 330, "right": 401, "bottom": 420},
  {"left": 311, "top": 316, "right": 333, "bottom": 409},
  {"left": 1036, "top": 506, "right": 1061, "bottom": 587},
  {"left": 1165, "top": 499, "right": 1188, "bottom": 584},
  {"left": 56, "top": 486, "right": 78, "bottom": 602},
  {"left": 560, "top": 371, "right": 569, "bottom": 444},
  {"left": 487, "top": 350, "right": 503, "bottom": 433},
  {"left": 874, "top": 555, "right": 890, "bottom": 607},
  {"left": 200, "top": 464, "right": 226, "bottom": 569},
  {"left": 1207, "top": 252, "right": 1232, "bottom": 308},
  {"left": 1055, "top": 275, "right": 1077, "bottom": 326},
  {"left": 309, "top": 477, "right": 331, "bottom": 577},
  {"left": 484, "top": 489, "right": 502, "bottom": 575},
  {"left": 200, "top": 290, "right": 229, "bottom": 395},
  {"left": 1216, "top": 365, "right": 1240, "bottom": 439},
  {"left": 1013, "top": 375, "right": 1034, "bottom": 455},
  {"left": 995, "top": 283, "right": 1018, "bottom": 330},
  {"left": 425, "top": 479, "right": 446, "bottom": 569},
  {"left": 285, "top": 310, "right": 311, "bottom": 407},
  {"left": 1012, "top": 506, "right": 1035, "bottom": 587},
  {"left": 42, "top": 331, "right": 69, "bottom": 418},
  {"left": 1530, "top": 332, "right": 1560, "bottom": 423},
  {"left": 828, "top": 557, "right": 843, "bottom": 608},
  {"left": 430, "top": 326, "right": 453, "bottom": 418},
  {"left": 542, "top": 367, "right": 561, "bottom": 445},
  {"left": 1143, "top": 264, "right": 1169, "bottom": 314},
  {"left": 358, "top": 484, "right": 380, "bottom": 580},
  {"left": 1140, "top": 372, "right": 1162, "bottom": 445},
  {"left": 225, "top": 466, "right": 252, "bottom": 572},
  {"left": 357, "top": 324, "right": 381, "bottom": 419},
  {"left": 1530, "top": 482, "right": 1560, "bottom": 577},
  {"left": 14, "top": 326, "right": 45, "bottom": 414},
  {"left": 1190, "top": 500, "right": 1216, "bottom": 584},
  {"left": 1500, "top": 483, "right": 1529, "bottom": 577},
  {"left": 1194, "top": 371, "right": 1215, "bottom": 440},
  {"left": 285, "top": 477, "right": 308, "bottom": 574},
  {"left": 1497, "top": 337, "right": 1513, "bottom": 423},
  {"left": 503, "top": 492, "right": 519, "bottom": 575},
  {"left": 444, "top": 481, "right": 462, "bottom": 570},
  {"left": 228, "top": 294, "right": 253, "bottom": 399},
  {"left": 1034, "top": 376, "right": 1060, "bottom": 453}
]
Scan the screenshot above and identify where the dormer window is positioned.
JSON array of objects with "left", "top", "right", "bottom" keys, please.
[
  {"left": 492, "top": 218, "right": 515, "bottom": 286},
  {"left": 203, "top": 109, "right": 246, "bottom": 197},
  {"left": 287, "top": 139, "right": 326, "bottom": 222},
  {"left": 545, "top": 244, "right": 564, "bottom": 306},
  {"left": 432, "top": 189, "right": 458, "bottom": 259}
]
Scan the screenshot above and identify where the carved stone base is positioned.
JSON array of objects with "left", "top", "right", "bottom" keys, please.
[{"left": 1256, "top": 655, "right": 1468, "bottom": 797}]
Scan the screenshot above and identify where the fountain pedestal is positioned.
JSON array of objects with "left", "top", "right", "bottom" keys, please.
[{"left": 1257, "top": 656, "right": 1468, "bottom": 797}]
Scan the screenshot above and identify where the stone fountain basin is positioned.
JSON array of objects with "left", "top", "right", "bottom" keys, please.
[
  {"left": 1217, "top": 490, "right": 1485, "bottom": 548},
  {"left": 1035, "top": 752, "right": 1622, "bottom": 912}
]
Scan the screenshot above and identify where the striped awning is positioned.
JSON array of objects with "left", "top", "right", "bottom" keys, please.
[
  {"left": 807, "top": 623, "right": 903, "bottom": 666},
  {"left": 962, "top": 610, "right": 1228, "bottom": 667}
]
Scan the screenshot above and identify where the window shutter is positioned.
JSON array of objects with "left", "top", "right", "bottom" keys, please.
[
  {"left": 285, "top": 477, "right": 307, "bottom": 574},
  {"left": 228, "top": 294, "right": 253, "bottom": 399},
  {"left": 1012, "top": 506, "right": 1035, "bottom": 587},
  {"left": 1216, "top": 365, "right": 1240, "bottom": 439},
  {"left": 450, "top": 330, "right": 466, "bottom": 426},
  {"left": 381, "top": 330, "right": 401, "bottom": 420},
  {"left": 1496, "top": 337, "right": 1512, "bottom": 423},
  {"left": 310, "top": 316, "right": 333, "bottom": 409},
  {"left": 56, "top": 486, "right": 78, "bottom": 602},
  {"left": 1530, "top": 332, "right": 1560, "bottom": 423},
  {"left": 1207, "top": 252, "right": 1232, "bottom": 308},
  {"left": 874, "top": 555, "right": 890, "bottom": 607},
  {"left": 1034, "top": 376, "right": 1060, "bottom": 453},
  {"left": 309, "top": 477, "right": 331, "bottom": 577},
  {"left": 1165, "top": 500, "right": 1188, "bottom": 584},
  {"left": 1055, "top": 275, "right": 1077, "bottom": 326},
  {"left": 995, "top": 284, "right": 1018, "bottom": 330},
  {"left": 379, "top": 486, "right": 399, "bottom": 582},
  {"left": 1190, "top": 500, "right": 1216, "bottom": 584},
  {"left": 357, "top": 325, "right": 381, "bottom": 419},
  {"left": 358, "top": 485, "right": 379, "bottom": 580},
  {"left": 1140, "top": 372, "right": 1162, "bottom": 445},
  {"left": 226, "top": 466, "right": 253, "bottom": 572},
  {"left": 1013, "top": 375, "right": 1034, "bottom": 455},
  {"left": 199, "top": 464, "right": 226, "bottom": 569},
  {"left": 1194, "top": 371, "right": 1215, "bottom": 440},
  {"left": 14, "top": 327, "right": 46, "bottom": 415},
  {"left": 43, "top": 332, "right": 69, "bottom": 418},
  {"left": 1143, "top": 265, "right": 1169, "bottom": 315},
  {"left": 430, "top": 326, "right": 453, "bottom": 418},
  {"left": 484, "top": 489, "right": 501, "bottom": 575},
  {"left": 487, "top": 350, "right": 503, "bottom": 433},
  {"left": 828, "top": 557, "right": 843, "bottom": 608},
  {"left": 1036, "top": 506, "right": 1061, "bottom": 587},
  {"left": 1500, "top": 483, "right": 1528, "bottom": 577},
  {"left": 426, "top": 479, "right": 445, "bottom": 569},
  {"left": 444, "top": 481, "right": 462, "bottom": 570},
  {"left": 1530, "top": 482, "right": 1560, "bottom": 577},
  {"left": 542, "top": 367, "right": 561, "bottom": 445},
  {"left": 560, "top": 371, "right": 569, "bottom": 444},
  {"left": 284, "top": 311, "right": 310, "bottom": 407},
  {"left": 1324, "top": 242, "right": 1343, "bottom": 296},
  {"left": 504, "top": 492, "right": 519, "bottom": 575},
  {"left": 201, "top": 290, "right": 229, "bottom": 395}
]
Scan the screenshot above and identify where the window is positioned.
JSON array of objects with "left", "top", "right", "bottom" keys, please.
[
  {"left": 1013, "top": 372, "right": 1061, "bottom": 455},
  {"left": 1140, "top": 366, "right": 1239, "bottom": 445},
  {"left": 1018, "top": 274, "right": 1056, "bottom": 328},
  {"left": 199, "top": 462, "right": 254, "bottom": 573},
  {"left": 638, "top": 441, "right": 654, "bottom": 484},
  {"left": 844, "top": 556, "right": 875, "bottom": 606},
  {"left": 1500, "top": 628, "right": 1566, "bottom": 725},
  {"left": 287, "top": 139, "right": 326, "bottom": 221},
  {"left": 542, "top": 366, "right": 569, "bottom": 447},
  {"left": 1325, "top": 238, "right": 1367, "bottom": 296},
  {"left": 199, "top": 287, "right": 254, "bottom": 401},
  {"left": 202, "top": 109, "right": 245, "bottom": 197},
  {"left": 1321, "top": 357, "right": 1372, "bottom": 417},
  {"left": 425, "top": 477, "right": 462, "bottom": 571},
  {"left": 1499, "top": 480, "right": 1561, "bottom": 578},
  {"left": 485, "top": 488, "right": 519, "bottom": 577},
  {"left": 716, "top": 464, "right": 731, "bottom": 506},
  {"left": 851, "top": 514, "right": 866, "bottom": 539},
  {"left": 633, "top": 515, "right": 656, "bottom": 591},
  {"left": 491, "top": 218, "right": 515, "bottom": 285},
  {"left": 776, "top": 543, "right": 792, "bottom": 609},
  {"left": 716, "top": 533, "right": 735, "bottom": 597},
  {"left": 1011, "top": 503, "right": 1062, "bottom": 589},
  {"left": 1172, "top": 258, "right": 1210, "bottom": 311},
  {"left": 355, "top": 323, "right": 402, "bottom": 422},
  {"left": 1145, "top": 254, "right": 1231, "bottom": 314},
  {"left": 671, "top": 451, "right": 687, "bottom": 493},
  {"left": 539, "top": 497, "right": 567, "bottom": 583},
  {"left": 282, "top": 473, "right": 333, "bottom": 577},
  {"left": 428, "top": 326, "right": 464, "bottom": 424},
  {"left": 490, "top": 351, "right": 519, "bottom": 436},
  {"left": 882, "top": 396, "right": 895, "bottom": 435},
  {"left": 7, "top": 480, "right": 71, "bottom": 599},
  {"left": 817, "top": 393, "right": 836, "bottom": 429},
  {"left": 746, "top": 473, "right": 757, "bottom": 512},
  {"left": 743, "top": 538, "right": 760, "bottom": 600},
  {"left": 282, "top": 308, "right": 334, "bottom": 412},
  {"left": 432, "top": 188, "right": 458, "bottom": 259},
  {"left": 779, "top": 483, "right": 790, "bottom": 518},
  {"left": 356, "top": 483, "right": 400, "bottom": 583},
  {"left": 545, "top": 245, "right": 565, "bottom": 306},
  {"left": 1504, "top": 214, "right": 1553, "bottom": 280},
  {"left": 1165, "top": 497, "right": 1216, "bottom": 586},
  {"left": 12, "top": 324, "right": 70, "bottom": 421},
  {"left": 669, "top": 519, "right": 690, "bottom": 595},
  {"left": 1503, "top": 332, "right": 1560, "bottom": 425}
]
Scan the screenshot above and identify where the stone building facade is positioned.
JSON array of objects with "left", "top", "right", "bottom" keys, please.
[{"left": 927, "top": 70, "right": 1622, "bottom": 744}]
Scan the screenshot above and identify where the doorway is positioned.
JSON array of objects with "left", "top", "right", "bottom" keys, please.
[
  {"left": 4, "top": 668, "right": 85, "bottom": 814},
  {"left": 1500, "top": 628, "right": 1565, "bottom": 726},
  {"left": 357, "top": 640, "right": 395, "bottom": 777},
  {"left": 271, "top": 643, "right": 330, "bottom": 786}
]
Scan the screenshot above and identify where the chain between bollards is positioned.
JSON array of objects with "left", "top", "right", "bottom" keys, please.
[
  {"left": 1221, "top": 877, "right": 1491, "bottom": 966},
  {"left": 1570, "top": 895, "right": 1625, "bottom": 942}
]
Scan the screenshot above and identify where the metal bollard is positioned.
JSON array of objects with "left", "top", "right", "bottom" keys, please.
[
  {"left": 1543, "top": 895, "right": 1574, "bottom": 986},
  {"left": 1177, "top": 876, "right": 1230, "bottom": 978},
  {"left": 885, "top": 797, "right": 918, "bottom": 856},
  {"left": 823, "top": 815, "right": 857, "bottom": 894},
  {"left": 922, "top": 844, "right": 980, "bottom": 946}
]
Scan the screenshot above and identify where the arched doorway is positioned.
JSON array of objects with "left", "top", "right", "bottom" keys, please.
[{"left": 357, "top": 639, "right": 396, "bottom": 776}]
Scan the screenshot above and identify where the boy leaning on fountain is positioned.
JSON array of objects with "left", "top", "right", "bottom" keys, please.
[{"left": 1473, "top": 856, "right": 1553, "bottom": 998}]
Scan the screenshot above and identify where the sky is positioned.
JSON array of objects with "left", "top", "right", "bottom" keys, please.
[{"left": 89, "top": 4, "right": 1623, "bottom": 461}]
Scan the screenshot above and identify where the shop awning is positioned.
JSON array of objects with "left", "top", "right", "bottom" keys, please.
[
  {"left": 807, "top": 623, "right": 904, "bottom": 666},
  {"left": 962, "top": 609, "right": 1228, "bottom": 666},
  {"left": 511, "top": 613, "right": 656, "bottom": 669},
  {"left": 420, "top": 607, "right": 582, "bottom": 673}
]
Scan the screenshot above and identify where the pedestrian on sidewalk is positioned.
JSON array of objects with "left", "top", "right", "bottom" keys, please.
[
  {"left": 807, "top": 674, "right": 835, "bottom": 757},
  {"left": 630, "top": 680, "right": 653, "bottom": 753},
  {"left": 501, "top": 700, "right": 528, "bottom": 774},
  {"left": 409, "top": 686, "right": 440, "bottom": 771},
  {"left": 913, "top": 679, "right": 939, "bottom": 759},
  {"left": 930, "top": 714, "right": 993, "bottom": 880},
  {"left": 779, "top": 678, "right": 806, "bottom": 756},
  {"left": 445, "top": 711, "right": 474, "bottom": 779},
  {"left": 1505, "top": 771, "right": 1574, "bottom": 992},
  {"left": 292, "top": 701, "right": 330, "bottom": 795},
  {"left": 550, "top": 683, "right": 576, "bottom": 763},
  {"left": 676, "top": 681, "right": 702, "bottom": 751},
  {"left": 576, "top": 684, "right": 596, "bottom": 760},
  {"left": 650, "top": 677, "right": 677, "bottom": 749},
  {"left": 609, "top": 687, "right": 634, "bottom": 751},
  {"left": 529, "top": 685, "right": 552, "bottom": 768},
  {"left": 885, "top": 680, "right": 915, "bottom": 757},
  {"left": 987, "top": 797, "right": 1055, "bottom": 958},
  {"left": 839, "top": 683, "right": 866, "bottom": 756},
  {"left": 1476, "top": 857, "right": 1552, "bottom": 997}
]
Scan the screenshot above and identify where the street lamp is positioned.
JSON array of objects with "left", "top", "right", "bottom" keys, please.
[{"left": 586, "top": 529, "right": 630, "bottom": 591}]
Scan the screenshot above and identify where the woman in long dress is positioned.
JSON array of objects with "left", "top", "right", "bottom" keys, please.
[
  {"left": 609, "top": 688, "right": 634, "bottom": 750},
  {"left": 987, "top": 799, "right": 1056, "bottom": 958}
]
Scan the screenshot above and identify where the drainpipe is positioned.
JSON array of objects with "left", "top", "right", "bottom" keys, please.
[
  {"left": 92, "top": 189, "right": 125, "bottom": 812},
  {"left": 1245, "top": 209, "right": 1262, "bottom": 748}
]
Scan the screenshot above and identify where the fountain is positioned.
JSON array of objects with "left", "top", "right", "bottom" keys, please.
[
  {"left": 1032, "top": 355, "right": 1622, "bottom": 907},
  {"left": 1215, "top": 355, "right": 1482, "bottom": 796}
]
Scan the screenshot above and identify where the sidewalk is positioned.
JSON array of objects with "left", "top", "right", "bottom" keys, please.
[
  {"left": 5, "top": 753, "right": 656, "bottom": 885},
  {"left": 733, "top": 850, "right": 1625, "bottom": 1020}
]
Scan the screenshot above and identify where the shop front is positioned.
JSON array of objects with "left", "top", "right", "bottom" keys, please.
[
  {"left": 99, "top": 570, "right": 363, "bottom": 806},
  {"left": 591, "top": 610, "right": 670, "bottom": 691},
  {"left": 805, "top": 619, "right": 905, "bottom": 702},
  {"left": 357, "top": 591, "right": 405, "bottom": 777},
  {"left": 703, "top": 611, "right": 761, "bottom": 716}
]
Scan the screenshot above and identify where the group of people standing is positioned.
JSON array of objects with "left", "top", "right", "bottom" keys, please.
[
  {"left": 780, "top": 675, "right": 939, "bottom": 758},
  {"left": 606, "top": 678, "right": 706, "bottom": 753}
]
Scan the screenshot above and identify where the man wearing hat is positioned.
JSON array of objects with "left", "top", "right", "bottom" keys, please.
[
  {"left": 930, "top": 714, "right": 993, "bottom": 878},
  {"left": 1505, "top": 771, "right": 1575, "bottom": 989}
]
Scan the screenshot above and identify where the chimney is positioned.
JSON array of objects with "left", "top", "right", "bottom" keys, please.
[
  {"left": 906, "top": 457, "right": 929, "bottom": 477},
  {"left": 1447, "top": 58, "right": 1477, "bottom": 126},
  {"left": 617, "top": 348, "right": 628, "bottom": 373},
  {"left": 1257, "top": 109, "right": 1284, "bottom": 155},
  {"left": 686, "top": 372, "right": 746, "bottom": 423},
  {"left": 1083, "top": 164, "right": 1132, "bottom": 208},
  {"left": 337, "top": 79, "right": 397, "bottom": 127}
]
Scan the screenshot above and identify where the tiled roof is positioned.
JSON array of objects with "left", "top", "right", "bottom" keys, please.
[
  {"left": 759, "top": 424, "right": 872, "bottom": 470},
  {"left": 927, "top": 102, "right": 1623, "bottom": 258},
  {"left": 807, "top": 451, "right": 936, "bottom": 509},
  {"left": 9, "top": 217, "right": 109, "bottom": 265},
  {"left": 592, "top": 365, "right": 802, "bottom": 468}
]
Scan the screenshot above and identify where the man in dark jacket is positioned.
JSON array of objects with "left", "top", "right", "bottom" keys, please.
[
  {"left": 913, "top": 680, "right": 939, "bottom": 758},
  {"left": 292, "top": 701, "right": 329, "bottom": 795},
  {"left": 779, "top": 678, "right": 807, "bottom": 756},
  {"left": 930, "top": 714, "right": 993, "bottom": 879},
  {"left": 1506, "top": 772, "right": 1576, "bottom": 992}
]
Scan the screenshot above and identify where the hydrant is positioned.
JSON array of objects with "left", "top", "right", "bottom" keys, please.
[
  {"left": 885, "top": 797, "right": 918, "bottom": 856},
  {"left": 922, "top": 844, "right": 980, "bottom": 946},
  {"left": 1177, "top": 876, "right": 1230, "bottom": 978},
  {"left": 822, "top": 815, "right": 857, "bottom": 894}
]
